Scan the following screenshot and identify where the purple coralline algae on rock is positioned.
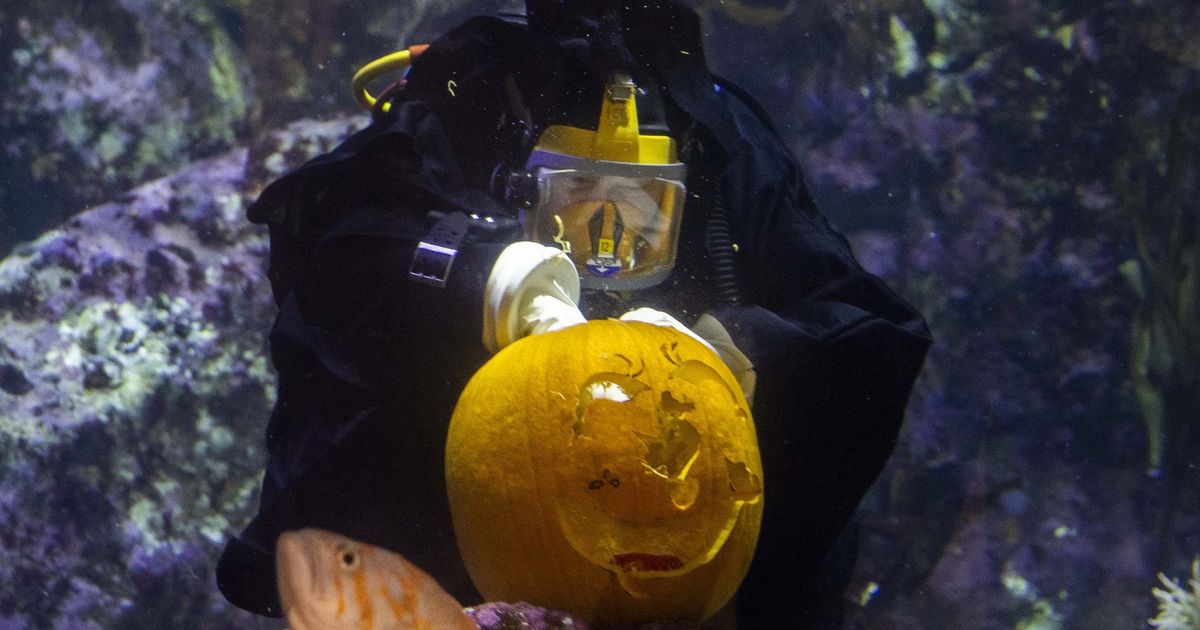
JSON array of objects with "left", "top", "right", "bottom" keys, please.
[
  {"left": 467, "top": 601, "right": 589, "bottom": 630},
  {"left": 465, "top": 601, "right": 709, "bottom": 630},
  {"left": 0, "top": 116, "right": 359, "bottom": 629}
]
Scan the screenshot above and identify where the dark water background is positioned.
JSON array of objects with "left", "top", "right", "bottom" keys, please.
[{"left": 0, "top": 0, "right": 1197, "bottom": 628}]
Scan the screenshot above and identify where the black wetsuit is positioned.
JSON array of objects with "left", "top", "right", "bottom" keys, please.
[{"left": 217, "top": 3, "right": 931, "bottom": 627}]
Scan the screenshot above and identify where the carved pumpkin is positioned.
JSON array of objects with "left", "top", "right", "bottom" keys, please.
[{"left": 446, "top": 320, "right": 763, "bottom": 626}]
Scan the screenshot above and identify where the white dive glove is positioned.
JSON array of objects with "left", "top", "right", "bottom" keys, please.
[
  {"left": 619, "top": 307, "right": 757, "bottom": 404},
  {"left": 483, "top": 241, "right": 586, "bottom": 353}
]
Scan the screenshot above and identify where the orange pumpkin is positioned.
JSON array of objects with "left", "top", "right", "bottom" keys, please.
[{"left": 445, "top": 320, "right": 763, "bottom": 625}]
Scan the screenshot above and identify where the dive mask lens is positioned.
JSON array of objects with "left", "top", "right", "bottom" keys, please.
[{"left": 527, "top": 168, "right": 686, "bottom": 290}]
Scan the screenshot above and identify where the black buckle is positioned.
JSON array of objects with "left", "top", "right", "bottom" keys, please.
[
  {"left": 408, "top": 211, "right": 470, "bottom": 288},
  {"left": 408, "top": 242, "right": 458, "bottom": 287}
]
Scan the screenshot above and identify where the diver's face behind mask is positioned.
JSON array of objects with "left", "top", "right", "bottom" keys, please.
[{"left": 527, "top": 166, "right": 685, "bottom": 290}]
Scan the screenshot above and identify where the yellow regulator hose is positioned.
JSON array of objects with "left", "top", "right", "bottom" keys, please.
[{"left": 351, "top": 45, "right": 428, "bottom": 112}]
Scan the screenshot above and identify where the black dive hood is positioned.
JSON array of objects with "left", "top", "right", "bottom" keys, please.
[{"left": 523, "top": 0, "right": 743, "bottom": 160}]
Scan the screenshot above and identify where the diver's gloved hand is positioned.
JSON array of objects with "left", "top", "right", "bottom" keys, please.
[
  {"left": 692, "top": 313, "right": 757, "bottom": 404},
  {"left": 618, "top": 307, "right": 717, "bottom": 352},
  {"left": 618, "top": 307, "right": 757, "bottom": 404},
  {"left": 483, "top": 241, "right": 585, "bottom": 353}
]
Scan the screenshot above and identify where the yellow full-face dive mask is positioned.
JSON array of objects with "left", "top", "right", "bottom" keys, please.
[{"left": 522, "top": 74, "right": 687, "bottom": 291}]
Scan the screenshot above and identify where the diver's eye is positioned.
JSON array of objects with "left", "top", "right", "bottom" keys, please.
[{"left": 337, "top": 547, "right": 360, "bottom": 570}]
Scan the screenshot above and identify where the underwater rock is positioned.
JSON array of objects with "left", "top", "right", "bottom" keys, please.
[
  {"left": 0, "top": 0, "right": 492, "bottom": 258},
  {"left": 0, "top": 2, "right": 248, "bottom": 256},
  {"left": 466, "top": 601, "right": 713, "bottom": 630},
  {"left": 468, "top": 602, "right": 590, "bottom": 629},
  {"left": 0, "top": 363, "right": 34, "bottom": 396},
  {"left": 81, "top": 357, "right": 121, "bottom": 390},
  {"left": 0, "top": 117, "right": 354, "bottom": 628}
]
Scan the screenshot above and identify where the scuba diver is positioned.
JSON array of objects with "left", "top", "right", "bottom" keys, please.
[{"left": 216, "top": 1, "right": 931, "bottom": 627}]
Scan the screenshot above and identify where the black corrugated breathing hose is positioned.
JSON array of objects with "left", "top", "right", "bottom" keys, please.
[{"left": 706, "top": 182, "right": 743, "bottom": 305}]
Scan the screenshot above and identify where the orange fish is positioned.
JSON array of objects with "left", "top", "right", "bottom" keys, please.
[{"left": 275, "top": 528, "right": 479, "bottom": 630}]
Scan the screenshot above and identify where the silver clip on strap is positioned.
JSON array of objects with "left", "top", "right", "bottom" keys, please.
[{"left": 409, "top": 212, "right": 470, "bottom": 287}]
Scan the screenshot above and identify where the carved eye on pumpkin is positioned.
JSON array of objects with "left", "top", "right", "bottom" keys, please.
[
  {"left": 587, "top": 469, "right": 621, "bottom": 490},
  {"left": 447, "top": 320, "right": 763, "bottom": 627}
]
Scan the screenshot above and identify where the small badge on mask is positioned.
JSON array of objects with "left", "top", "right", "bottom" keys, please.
[{"left": 586, "top": 205, "right": 625, "bottom": 278}]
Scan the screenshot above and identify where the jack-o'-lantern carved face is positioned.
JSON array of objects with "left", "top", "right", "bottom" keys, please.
[
  {"left": 446, "top": 321, "right": 763, "bottom": 626},
  {"left": 553, "top": 346, "right": 761, "bottom": 593}
]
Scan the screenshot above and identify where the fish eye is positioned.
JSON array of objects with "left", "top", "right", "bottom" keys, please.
[{"left": 337, "top": 547, "right": 360, "bottom": 570}]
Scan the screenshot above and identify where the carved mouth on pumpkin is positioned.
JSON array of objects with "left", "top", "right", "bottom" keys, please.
[{"left": 612, "top": 553, "right": 684, "bottom": 573}]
